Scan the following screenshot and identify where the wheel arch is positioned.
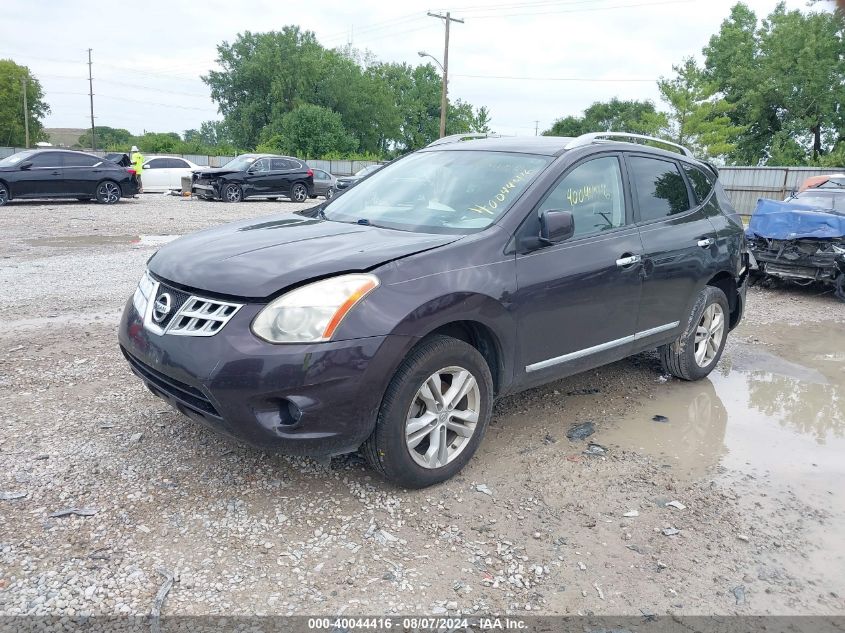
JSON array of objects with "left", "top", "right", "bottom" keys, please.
[
  {"left": 423, "top": 320, "right": 505, "bottom": 396},
  {"left": 706, "top": 271, "right": 740, "bottom": 329}
]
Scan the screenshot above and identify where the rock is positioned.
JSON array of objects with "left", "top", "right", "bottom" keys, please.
[
  {"left": 652, "top": 414, "right": 669, "bottom": 423},
  {"left": 566, "top": 422, "right": 595, "bottom": 441},
  {"left": 665, "top": 500, "right": 686, "bottom": 510},
  {"left": 128, "top": 432, "right": 143, "bottom": 444},
  {"left": 431, "top": 606, "right": 447, "bottom": 615},
  {"left": 475, "top": 484, "right": 493, "bottom": 496},
  {"left": 583, "top": 443, "right": 607, "bottom": 455},
  {"left": 49, "top": 508, "right": 98, "bottom": 518},
  {"left": 737, "top": 534, "right": 749, "bottom": 542},
  {"left": 733, "top": 585, "right": 746, "bottom": 605},
  {"left": 533, "top": 532, "right": 542, "bottom": 539},
  {"left": 446, "top": 601, "right": 458, "bottom": 610},
  {"left": 662, "top": 527, "right": 680, "bottom": 536},
  {"left": 623, "top": 510, "right": 639, "bottom": 517},
  {"left": 0, "top": 491, "right": 27, "bottom": 500},
  {"left": 578, "top": 561, "right": 586, "bottom": 571}
]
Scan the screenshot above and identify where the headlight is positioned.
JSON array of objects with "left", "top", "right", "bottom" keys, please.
[
  {"left": 251, "top": 274, "right": 379, "bottom": 343},
  {"left": 132, "top": 270, "right": 155, "bottom": 315}
]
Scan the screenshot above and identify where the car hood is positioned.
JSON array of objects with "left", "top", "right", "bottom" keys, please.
[
  {"left": 194, "top": 167, "right": 239, "bottom": 178},
  {"left": 148, "top": 213, "right": 461, "bottom": 299},
  {"left": 747, "top": 198, "right": 845, "bottom": 240}
]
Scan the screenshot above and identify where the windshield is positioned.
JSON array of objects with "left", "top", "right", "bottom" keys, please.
[
  {"left": 221, "top": 155, "right": 258, "bottom": 171},
  {"left": 0, "top": 151, "right": 35, "bottom": 167},
  {"left": 793, "top": 193, "right": 842, "bottom": 210},
  {"left": 355, "top": 164, "right": 381, "bottom": 177},
  {"left": 323, "top": 150, "right": 552, "bottom": 234}
]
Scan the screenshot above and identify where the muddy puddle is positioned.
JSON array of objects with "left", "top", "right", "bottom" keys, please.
[
  {"left": 595, "top": 321, "right": 845, "bottom": 589},
  {"left": 24, "top": 234, "right": 179, "bottom": 248}
]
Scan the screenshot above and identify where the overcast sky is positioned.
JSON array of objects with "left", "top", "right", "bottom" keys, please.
[{"left": 2, "top": 0, "right": 823, "bottom": 140}]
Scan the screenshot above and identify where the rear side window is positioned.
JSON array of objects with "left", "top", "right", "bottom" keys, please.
[
  {"left": 63, "top": 153, "right": 101, "bottom": 167},
  {"left": 167, "top": 158, "right": 190, "bottom": 169},
  {"left": 628, "top": 156, "right": 691, "bottom": 221},
  {"left": 683, "top": 164, "right": 715, "bottom": 204},
  {"left": 537, "top": 156, "right": 626, "bottom": 238}
]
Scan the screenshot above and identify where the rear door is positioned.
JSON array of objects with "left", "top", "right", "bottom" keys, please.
[
  {"left": 627, "top": 153, "right": 718, "bottom": 338},
  {"left": 16, "top": 151, "right": 64, "bottom": 196},
  {"left": 512, "top": 153, "right": 644, "bottom": 384},
  {"left": 141, "top": 158, "right": 171, "bottom": 191},
  {"left": 62, "top": 152, "right": 104, "bottom": 195},
  {"left": 167, "top": 158, "right": 193, "bottom": 190}
]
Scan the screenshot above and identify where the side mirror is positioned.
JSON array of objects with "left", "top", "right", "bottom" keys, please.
[
  {"left": 19, "top": 161, "right": 32, "bottom": 170},
  {"left": 539, "top": 209, "right": 575, "bottom": 244}
]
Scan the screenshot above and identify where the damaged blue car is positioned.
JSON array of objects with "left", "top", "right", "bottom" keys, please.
[{"left": 746, "top": 185, "right": 845, "bottom": 302}]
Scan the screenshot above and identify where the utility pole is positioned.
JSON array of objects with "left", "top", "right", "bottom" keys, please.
[
  {"left": 21, "top": 77, "right": 29, "bottom": 148},
  {"left": 87, "top": 48, "right": 96, "bottom": 151},
  {"left": 534, "top": 120, "right": 539, "bottom": 136},
  {"left": 426, "top": 11, "right": 463, "bottom": 138}
]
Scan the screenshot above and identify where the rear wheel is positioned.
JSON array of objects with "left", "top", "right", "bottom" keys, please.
[
  {"left": 362, "top": 335, "right": 493, "bottom": 488},
  {"left": 223, "top": 183, "right": 243, "bottom": 203},
  {"left": 325, "top": 188, "right": 334, "bottom": 200},
  {"left": 95, "top": 180, "right": 121, "bottom": 204},
  {"left": 290, "top": 183, "right": 308, "bottom": 203},
  {"left": 659, "top": 286, "right": 729, "bottom": 381},
  {"left": 0, "top": 183, "right": 9, "bottom": 205}
]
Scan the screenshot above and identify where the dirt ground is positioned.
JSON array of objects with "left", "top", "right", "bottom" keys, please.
[{"left": 0, "top": 195, "right": 843, "bottom": 619}]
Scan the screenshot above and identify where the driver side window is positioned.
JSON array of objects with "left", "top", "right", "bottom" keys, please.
[
  {"left": 538, "top": 156, "right": 625, "bottom": 239},
  {"left": 251, "top": 159, "right": 270, "bottom": 173}
]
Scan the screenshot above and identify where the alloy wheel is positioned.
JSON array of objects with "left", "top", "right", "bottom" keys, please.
[
  {"left": 0, "top": 185, "right": 8, "bottom": 205},
  {"left": 292, "top": 184, "right": 307, "bottom": 202},
  {"left": 694, "top": 303, "right": 725, "bottom": 367},
  {"left": 225, "top": 185, "right": 241, "bottom": 202},
  {"left": 405, "top": 366, "right": 480, "bottom": 469},
  {"left": 98, "top": 182, "right": 120, "bottom": 204},
  {"left": 326, "top": 188, "right": 334, "bottom": 200}
]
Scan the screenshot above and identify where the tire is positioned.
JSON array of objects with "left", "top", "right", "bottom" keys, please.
[
  {"left": 95, "top": 180, "right": 121, "bottom": 204},
  {"left": 362, "top": 335, "right": 494, "bottom": 489},
  {"left": 290, "top": 182, "right": 308, "bottom": 203},
  {"left": 325, "top": 188, "right": 334, "bottom": 200},
  {"left": 659, "top": 286, "right": 730, "bottom": 381},
  {"left": 0, "top": 183, "right": 10, "bottom": 206},
  {"left": 222, "top": 183, "right": 243, "bottom": 203},
  {"left": 835, "top": 274, "right": 845, "bottom": 303}
]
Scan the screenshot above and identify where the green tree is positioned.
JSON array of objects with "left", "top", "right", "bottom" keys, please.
[
  {"left": 658, "top": 57, "right": 745, "bottom": 159},
  {"left": 543, "top": 98, "right": 667, "bottom": 137},
  {"left": 703, "top": 2, "right": 845, "bottom": 164},
  {"left": 259, "top": 104, "right": 357, "bottom": 157},
  {"left": 0, "top": 59, "right": 50, "bottom": 146},
  {"left": 78, "top": 126, "right": 133, "bottom": 150}
]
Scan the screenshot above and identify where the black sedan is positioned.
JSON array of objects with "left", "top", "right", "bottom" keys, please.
[
  {"left": 192, "top": 154, "right": 314, "bottom": 203},
  {"left": 0, "top": 149, "right": 138, "bottom": 205},
  {"left": 333, "top": 163, "right": 383, "bottom": 194}
]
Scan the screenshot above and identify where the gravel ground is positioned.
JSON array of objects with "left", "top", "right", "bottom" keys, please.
[{"left": 1, "top": 195, "right": 843, "bottom": 620}]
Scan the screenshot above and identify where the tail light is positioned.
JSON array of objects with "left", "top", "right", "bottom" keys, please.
[
  {"left": 307, "top": 169, "right": 314, "bottom": 178},
  {"left": 126, "top": 168, "right": 136, "bottom": 175}
]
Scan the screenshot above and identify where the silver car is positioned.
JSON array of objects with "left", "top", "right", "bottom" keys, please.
[{"left": 311, "top": 168, "right": 337, "bottom": 199}]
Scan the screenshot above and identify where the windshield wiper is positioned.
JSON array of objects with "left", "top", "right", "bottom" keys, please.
[{"left": 356, "top": 218, "right": 370, "bottom": 225}]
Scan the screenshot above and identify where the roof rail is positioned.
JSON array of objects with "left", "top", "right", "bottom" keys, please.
[
  {"left": 426, "top": 132, "right": 499, "bottom": 148},
  {"left": 564, "top": 132, "right": 694, "bottom": 157}
]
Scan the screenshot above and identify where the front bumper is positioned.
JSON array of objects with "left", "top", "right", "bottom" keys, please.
[
  {"left": 118, "top": 297, "right": 415, "bottom": 456},
  {"left": 192, "top": 182, "right": 220, "bottom": 199}
]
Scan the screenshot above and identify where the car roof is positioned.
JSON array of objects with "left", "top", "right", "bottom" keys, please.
[{"left": 418, "top": 135, "right": 707, "bottom": 166}]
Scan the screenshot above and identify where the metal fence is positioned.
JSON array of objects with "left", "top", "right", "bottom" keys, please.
[
  {"left": 0, "top": 146, "right": 841, "bottom": 209},
  {"left": 719, "top": 166, "right": 843, "bottom": 217},
  {"left": 0, "top": 147, "right": 381, "bottom": 175}
]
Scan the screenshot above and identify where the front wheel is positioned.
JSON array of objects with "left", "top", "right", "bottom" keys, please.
[
  {"left": 0, "top": 182, "right": 9, "bottom": 205},
  {"left": 95, "top": 180, "right": 121, "bottom": 204},
  {"left": 223, "top": 183, "right": 243, "bottom": 203},
  {"left": 659, "top": 286, "right": 729, "bottom": 381},
  {"left": 325, "top": 188, "right": 334, "bottom": 200},
  {"left": 362, "top": 335, "right": 494, "bottom": 488},
  {"left": 290, "top": 183, "right": 308, "bottom": 203}
]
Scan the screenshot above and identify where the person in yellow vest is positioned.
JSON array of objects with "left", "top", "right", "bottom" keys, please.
[{"left": 130, "top": 145, "right": 145, "bottom": 193}]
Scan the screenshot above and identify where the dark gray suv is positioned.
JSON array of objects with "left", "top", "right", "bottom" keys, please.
[{"left": 119, "top": 132, "right": 748, "bottom": 488}]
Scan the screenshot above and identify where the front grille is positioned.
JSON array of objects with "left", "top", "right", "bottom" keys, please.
[
  {"left": 152, "top": 283, "right": 191, "bottom": 329},
  {"left": 122, "top": 348, "right": 219, "bottom": 416},
  {"left": 144, "top": 277, "right": 242, "bottom": 337}
]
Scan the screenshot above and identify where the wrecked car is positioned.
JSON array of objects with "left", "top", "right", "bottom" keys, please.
[
  {"left": 119, "top": 132, "right": 748, "bottom": 488},
  {"left": 746, "top": 188, "right": 845, "bottom": 302}
]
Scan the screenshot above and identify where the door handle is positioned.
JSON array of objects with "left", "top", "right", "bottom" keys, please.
[
  {"left": 697, "top": 238, "right": 715, "bottom": 248},
  {"left": 616, "top": 254, "right": 642, "bottom": 268},
  {"left": 50, "top": 171, "right": 60, "bottom": 176}
]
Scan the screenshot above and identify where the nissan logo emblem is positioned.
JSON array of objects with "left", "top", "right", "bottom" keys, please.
[{"left": 152, "top": 293, "right": 172, "bottom": 324}]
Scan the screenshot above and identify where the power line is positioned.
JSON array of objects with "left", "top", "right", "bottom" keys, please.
[
  {"left": 462, "top": 0, "right": 693, "bottom": 19},
  {"left": 453, "top": 73, "right": 655, "bottom": 82}
]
